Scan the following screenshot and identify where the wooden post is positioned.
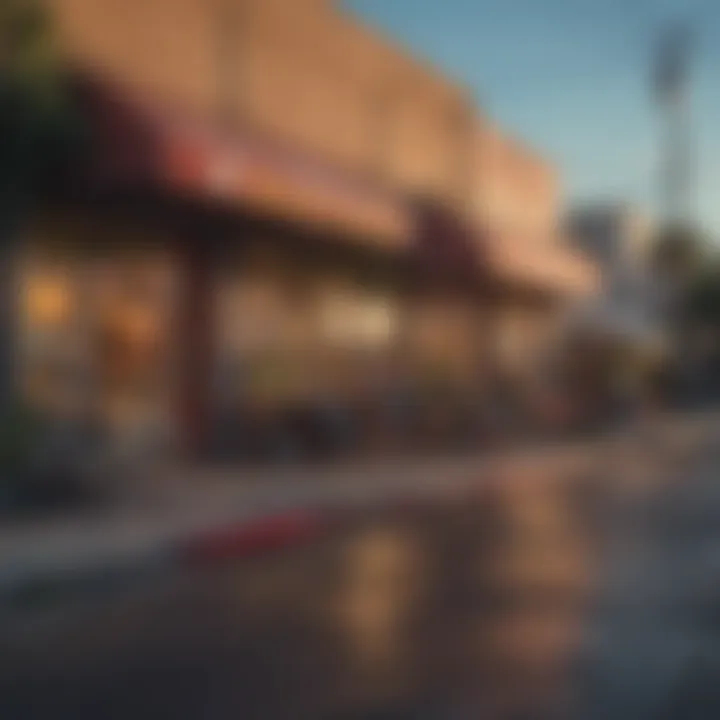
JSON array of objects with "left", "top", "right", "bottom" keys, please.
[
  {"left": 0, "top": 218, "right": 22, "bottom": 415},
  {"left": 177, "top": 237, "right": 215, "bottom": 460}
]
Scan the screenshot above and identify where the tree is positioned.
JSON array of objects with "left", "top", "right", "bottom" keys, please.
[
  {"left": 1, "top": 0, "right": 80, "bottom": 213},
  {"left": 0, "top": 0, "right": 80, "bottom": 409},
  {"left": 651, "top": 222, "right": 707, "bottom": 287},
  {"left": 685, "top": 265, "right": 720, "bottom": 325},
  {"left": 651, "top": 222, "right": 720, "bottom": 401},
  {"left": 650, "top": 222, "right": 711, "bottom": 331}
]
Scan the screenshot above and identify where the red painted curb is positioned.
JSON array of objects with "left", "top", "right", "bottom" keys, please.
[
  {"left": 181, "top": 509, "right": 325, "bottom": 564},
  {"left": 178, "top": 474, "right": 511, "bottom": 566}
]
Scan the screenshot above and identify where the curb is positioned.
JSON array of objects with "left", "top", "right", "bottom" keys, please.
[
  {"left": 0, "top": 545, "right": 176, "bottom": 612},
  {"left": 2, "top": 412, "right": 717, "bottom": 614},
  {"left": 0, "top": 505, "right": 334, "bottom": 613},
  {"left": 178, "top": 508, "right": 326, "bottom": 564}
]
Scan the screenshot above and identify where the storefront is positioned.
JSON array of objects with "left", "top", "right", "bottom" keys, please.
[
  {"left": 19, "top": 76, "right": 596, "bottom": 464},
  {"left": 18, "top": 225, "right": 179, "bottom": 458},
  {"left": 213, "top": 243, "right": 402, "bottom": 411},
  {"left": 18, "top": 78, "right": 418, "bottom": 461}
]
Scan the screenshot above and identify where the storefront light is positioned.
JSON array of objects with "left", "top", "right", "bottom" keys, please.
[
  {"left": 26, "top": 275, "right": 72, "bottom": 327},
  {"left": 321, "top": 293, "right": 395, "bottom": 348}
]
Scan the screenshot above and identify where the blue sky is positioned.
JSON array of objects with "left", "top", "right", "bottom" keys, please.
[{"left": 345, "top": 0, "right": 720, "bottom": 234}]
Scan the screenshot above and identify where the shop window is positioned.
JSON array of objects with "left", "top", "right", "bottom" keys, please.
[
  {"left": 20, "top": 265, "right": 82, "bottom": 413},
  {"left": 320, "top": 291, "right": 396, "bottom": 349},
  {"left": 25, "top": 274, "right": 72, "bottom": 328}
]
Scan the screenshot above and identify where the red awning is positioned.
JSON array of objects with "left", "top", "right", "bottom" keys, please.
[
  {"left": 75, "top": 76, "right": 411, "bottom": 251},
  {"left": 72, "top": 76, "right": 596, "bottom": 298},
  {"left": 413, "top": 199, "right": 487, "bottom": 286},
  {"left": 413, "top": 200, "right": 597, "bottom": 297},
  {"left": 484, "top": 232, "right": 599, "bottom": 297}
]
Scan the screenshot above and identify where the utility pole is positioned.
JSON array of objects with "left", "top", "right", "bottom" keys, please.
[
  {"left": 653, "top": 19, "right": 694, "bottom": 226},
  {"left": 653, "top": 19, "right": 699, "bottom": 399}
]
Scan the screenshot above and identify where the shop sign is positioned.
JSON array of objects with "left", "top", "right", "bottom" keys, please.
[{"left": 160, "top": 119, "right": 410, "bottom": 250}]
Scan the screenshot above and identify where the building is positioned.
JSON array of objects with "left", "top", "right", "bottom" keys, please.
[
  {"left": 16, "top": 0, "right": 596, "bottom": 461},
  {"left": 569, "top": 203, "right": 652, "bottom": 281},
  {"left": 567, "top": 203, "right": 659, "bottom": 343},
  {"left": 472, "top": 122, "right": 595, "bottom": 377}
]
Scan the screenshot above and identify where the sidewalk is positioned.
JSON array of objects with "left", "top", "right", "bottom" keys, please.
[
  {"left": 1, "top": 411, "right": 717, "bottom": 611},
  {"left": 576, "top": 430, "right": 720, "bottom": 719}
]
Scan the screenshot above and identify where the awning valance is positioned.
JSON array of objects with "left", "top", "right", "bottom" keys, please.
[
  {"left": 484, "top": 234, "right": 599, "bottom": 297},
  {"left": 76, "top": 77, "right": 412, "bottom": 251}
]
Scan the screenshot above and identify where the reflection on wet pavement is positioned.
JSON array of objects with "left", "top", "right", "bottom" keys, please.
[{"left": 2, "top": 475, "right": 602, "bottom": 719}]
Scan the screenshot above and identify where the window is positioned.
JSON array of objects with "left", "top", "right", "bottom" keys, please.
[{"left": 320, "top": 290, "right": 396, "bottom": 349}]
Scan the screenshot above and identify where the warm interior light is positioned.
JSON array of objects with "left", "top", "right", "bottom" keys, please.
[{"left": 25, "top": 275, "right": 72, "bottom": 326}]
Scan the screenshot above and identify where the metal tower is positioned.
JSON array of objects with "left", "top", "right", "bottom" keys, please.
[{"left": 653, "top": 20, "right": 695, "bottom": 226}]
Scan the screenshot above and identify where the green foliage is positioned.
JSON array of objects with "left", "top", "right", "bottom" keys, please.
[
  {"left": 1, "top": 0, "right": 61, "bottom": 93},
  {"left": 0, "top": 1, "right": 83, "bottom": 418},
  {"left": 0, "top": 402, "right": 42, "bottom": 475},
  {"left": 685, "top": 264, "right": 720, "bottom": 325},
  {"left": 0, "top": 0, "right": 81, "bottom": 218},
  {"left": 651, "top": 223, "right": 707, "bottom": 282},
  {"left": 649, "top": 219, "right": 720, "bottom": 326}
]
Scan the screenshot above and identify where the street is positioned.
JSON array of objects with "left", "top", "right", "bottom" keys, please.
[
  {"left": 1, "top": 427, "right": 716, "bottom": 720},
  {"left": 1, "top": 472, "right": 601, "bottom": 720},
  {"left": 2, "top": 0, "right": 719, "bottom": 716}
]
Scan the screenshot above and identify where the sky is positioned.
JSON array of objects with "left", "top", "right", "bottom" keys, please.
[{"left": 345, "top": 0, "right": 720, "bottom": 234}]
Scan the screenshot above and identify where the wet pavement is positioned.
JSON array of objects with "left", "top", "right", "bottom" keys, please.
[
  {"left": 1, "top": 469, "right": 605, "bottom": 720},
  {"left": 2, "top": 434, "right": 711, "bottom": 720},
  {"left": 574, "top": 443, "right": 720, "bottom": 720}
]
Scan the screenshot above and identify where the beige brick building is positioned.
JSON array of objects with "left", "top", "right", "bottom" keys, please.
[
  {"left": 471, "top": 120, "right": 594, "bottom": 371},
  {"left": 48, "top": 0, "right": 474, "bottom": 205},
  {"left": 19, "top": 0, "right": 595, "bottom": 459}
]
